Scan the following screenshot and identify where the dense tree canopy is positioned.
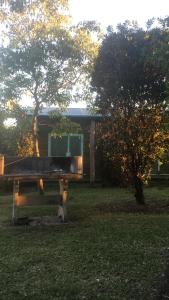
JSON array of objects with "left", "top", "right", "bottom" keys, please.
[
  {"left": 92, "top": 21, "right": 166, "bottom": 113},
  {"left": 92, "top": 21, "right": 169, "bottom": 204},
  {"left": 148, "top": 17, "right": 169, "bottom": 103}
]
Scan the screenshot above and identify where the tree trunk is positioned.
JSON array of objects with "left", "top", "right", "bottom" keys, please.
[
  {"left": 32, "top": 115, "right": 40, "bottom": 157},
  {"left": 134, "top": 176, "right": 145, "bottom": 205},
  {"left": 32, "top": 113, "right": 44, "bottom": 195}
]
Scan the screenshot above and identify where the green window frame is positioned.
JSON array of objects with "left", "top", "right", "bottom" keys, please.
[{"left": 48, "top": 134, "right": 84, "bottom": 157}]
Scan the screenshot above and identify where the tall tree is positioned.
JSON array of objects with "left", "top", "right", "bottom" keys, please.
[
  {"left": 0, "top": 0, "right": 100, "bottom": 156},
  {"left": 92, "top": 21, "right": 169, "bottom": 204}
]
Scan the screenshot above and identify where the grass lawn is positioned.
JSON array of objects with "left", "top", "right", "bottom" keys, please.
[{"left": 0, "top": 184, "right": 169, "bottom": 299}]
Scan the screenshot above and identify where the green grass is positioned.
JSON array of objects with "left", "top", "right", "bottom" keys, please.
[{"left": 0, "top": 185, "right": 169, "bottom": 299}]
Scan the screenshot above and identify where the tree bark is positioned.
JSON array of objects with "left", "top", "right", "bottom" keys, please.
[
  {"left": 32, "top": 115, "right": 40, "bottom": 157},
  {"left": 134, "top": 176, "right": 145, "bottom": 205},
  {"left": 32, "top": 107, "right": 44, "bottom": 195}
]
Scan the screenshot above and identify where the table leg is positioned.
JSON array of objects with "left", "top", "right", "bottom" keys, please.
[
  {"left": 58, "top": 179, "right": 68, "bottom": 222},
  {"left": 12, "top": 180, "right": 19, "bottom": 223}
]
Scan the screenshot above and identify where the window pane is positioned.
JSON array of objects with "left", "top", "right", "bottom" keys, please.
[
  {"left": 51, "top": 136, "right": 68, "bottom": 157},
  {"left": 69, "top": 135, "right": 82, "bottom": 156}
]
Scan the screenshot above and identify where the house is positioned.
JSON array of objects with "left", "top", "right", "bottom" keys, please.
[
  {"left": 33, "top": 107, "right": 169, "bottom": 183},
  {"left": 37, "top": 108, "right": 102, "bottom": 182}
]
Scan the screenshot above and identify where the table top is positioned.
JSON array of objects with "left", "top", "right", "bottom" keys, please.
[{"left": 0, "top": 172, "right": 82, "bottom": 181}]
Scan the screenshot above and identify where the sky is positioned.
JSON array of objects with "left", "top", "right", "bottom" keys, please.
[{"left": 70, "top": 0, "right": 169, "bottom": 30}]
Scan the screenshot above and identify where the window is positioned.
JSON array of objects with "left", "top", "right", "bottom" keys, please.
[{"left": 48, "top": 134, "right": 83, "bottom": 157}]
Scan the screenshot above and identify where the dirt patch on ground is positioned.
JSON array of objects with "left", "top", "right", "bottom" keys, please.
[{"left": 13, "top": 216, "right": 68, "bottom": 226}]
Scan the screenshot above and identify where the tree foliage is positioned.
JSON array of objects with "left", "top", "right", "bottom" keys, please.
[
  {"left": 147, "top": 17, "right": 169, "bottom": 103},
  {"left": 48, "top": 112, "right": 81, "bottom": 137},
  {"left": 0, "top": 0, "right": 100, "bottom": 156},
  {"left": 0, "top": 101, "right": 34, "bottom": 156},
  {"left": 0, "top": 0, "right": 70, "bottom": 43},
  {"left": 92, "top": 21, "right": 169, "bottom": 204}
]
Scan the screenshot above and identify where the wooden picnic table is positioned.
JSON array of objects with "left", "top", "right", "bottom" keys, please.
[{"left": 0, "top": 156, "right": 83, "bottom": 223}]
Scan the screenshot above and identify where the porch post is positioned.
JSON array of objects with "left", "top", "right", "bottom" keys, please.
[{"left": 90, "top": 120, "right": 95, "bottom": 184}]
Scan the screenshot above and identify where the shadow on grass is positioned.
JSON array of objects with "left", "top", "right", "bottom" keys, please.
[
  {"left": 95, "top": 200, "right": 169, "bottom": 215},
  {"left": 153, "top": 249, "right": 169, "bottom": 299}
]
